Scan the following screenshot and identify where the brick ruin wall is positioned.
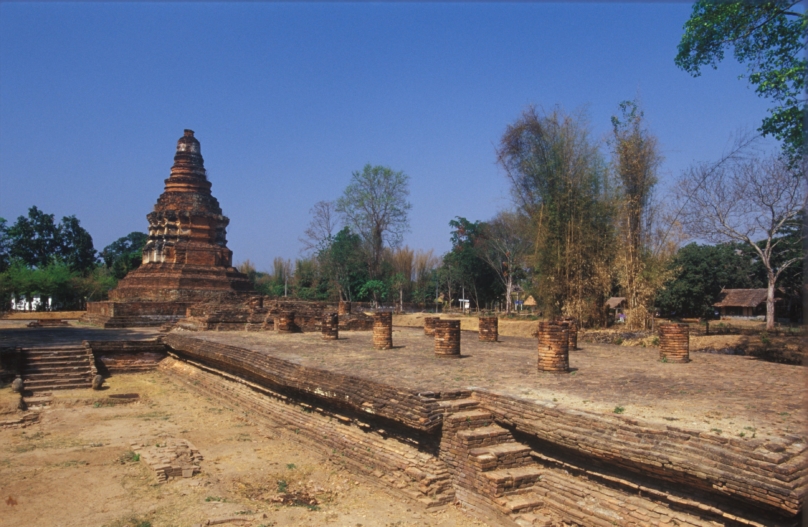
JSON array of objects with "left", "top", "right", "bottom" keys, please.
[{"left": 79, "top": 334, "right": 806, "bottom": 526}]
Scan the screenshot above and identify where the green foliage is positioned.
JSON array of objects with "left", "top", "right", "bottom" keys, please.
[
  {"left": 318, "top": 227, "right": 368, "bottom": 301},
  {"left": 656, "top": 242, "right": 754, "bottom": 318},
  {"left": 497, "top": 106, "right": 615, "bottom": 322},
  {"left": 101, "top": 232, "right": 147, "bottom": 279},
  {"left": 442, "top": 217, "right": 504, "bottom": 309},
  {"left": 613, "top": 406, "right": 625, "bottom": 414},
  {"left": 676, "top": 1, "right": 807, "bottom": 157},
  {"left": 357, "top": 279, "right": 388, "bottom": 302},
  {"left": 6, "top": 206, "right": 96, "bottom": 273}
]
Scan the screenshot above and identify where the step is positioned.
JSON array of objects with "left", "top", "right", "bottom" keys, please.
[
  {"left": 23, "top": 372, "right": 92, "bottom": 382},
  {"left": 482, "top": 466, "right": 543, "bottom": 487},
  {"left": 24, "top": 378, "right": 92, "bottom": 388},
  {"left": 29, "top": 383, "right": 91, "bottom": 393},
  {"left": 515, "top": 511, "right": 554, "bottom": 527},
  {"left": 498, "top": 492, "right": 544, "bottom": 514},
  {"left": 456, "top": 424, "right": 512, "bottom": 447},
  {"left": 23, "top": 396, "right": 52, "bottom": 407},
  {"left": 446, "top": 408, "right": 493, "bottom": 423},
  {"left": 470, "top": 442, "right": 532, "bottom": 470},
  {"left": 24, "top": 357, "right": 89, "bottom": 365},
  {"left": 26, "top": 354, "right": 89, "bottom": 363},
  {"left": 24, "top": 362, "right": 91, "bottom": 371},
  {"left": 438, "top": 398, "right": 479, "bottom": 411}
]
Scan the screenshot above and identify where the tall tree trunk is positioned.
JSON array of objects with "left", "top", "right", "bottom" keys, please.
[{"left": 766, "top": 274, "right": 776, "bottom": 331}]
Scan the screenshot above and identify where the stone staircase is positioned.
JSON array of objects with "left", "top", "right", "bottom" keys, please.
[
  {"left": 20, "top": 346, "right": 94, "bottom": 395},
  {"left": 439, "top": 398, "right": 556, "bottom": 527}
]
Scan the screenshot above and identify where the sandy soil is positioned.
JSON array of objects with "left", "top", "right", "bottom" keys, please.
[
  {"left": 0, "top": 373, "right": 485, "bottom": 527},
  {"left": 393, "top": 313, "right": 544, "bottom": 339}
]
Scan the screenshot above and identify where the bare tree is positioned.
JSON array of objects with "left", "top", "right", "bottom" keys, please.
[
  {"left": 678, "top": 153, "right": 805, "bottom": 329},
  {"left": 336, "top": 165, "right": 411, "bottom": 278},
  {"left": 299, "top": 201, "right": 340, "bottom": 254},
  {"left": 478, "top": 211, "right": 533, "bottom": 314}
]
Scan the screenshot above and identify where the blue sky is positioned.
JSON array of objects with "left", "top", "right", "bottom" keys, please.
[{"left": 0, "top": 2, "right": 773, "bottom": 270}]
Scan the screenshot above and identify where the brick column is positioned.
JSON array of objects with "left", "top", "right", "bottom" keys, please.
[
  {"left": 658, "top": 323, "right": 690, "bottom": 363},
  {"left": 435, "top": 320, "right": 461, "bottom": 358},
  {"left": 557, "top": 318, "right": 578, "bottom": 350},
  {"left": 537, "top": 322, "right": 569, "bottom": 373},
  {"left": 424, "top": 316, "right": 440, "bottom": 336},
  {"left": 373, "top": 312, "right": 393, "bottom": 350},
  {"left": 338, "top": 301, "right": 352, "bottom": 315},
  {"left": 321, "top": 312, "right": 338, "bottom": 341},
  {"left": 274, "top": 312, "right": 295, "bottom": 333},
  {"left": 478, "top": 317, "right": 498, "bottom": 342}
]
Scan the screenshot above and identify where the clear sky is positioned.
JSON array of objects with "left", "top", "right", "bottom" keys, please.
[{"left": 0, "top": 2, "right": 773, "bottom": 271}]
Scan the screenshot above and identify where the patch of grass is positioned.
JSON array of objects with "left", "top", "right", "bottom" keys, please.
[
  {"left": 651, "top": 336, "right": 660, "bottom": 346},
  {"left": 119, "top": 451, "right": 140, "bottom": 464},
  {"left": 277, "top": 480, "right": 288, "bottom": 493},
  {"left": 205, "top": 496, "right": 225, "bottom": 502},
  {"left": 613, "top": 406, "right": 625, "bottom": 414},
  {"left": 286, "top": 463, "right": 296, "bottom": 470},
  {"left": 614, "top": 337, "right": 623, "bottom": 345},
  {"left": 738, "top": 432, "right": 746, "bottom": 438},
  {"left": 54, "top": 460, "right": 89, "bottom": 469},
  {"left": 102, "top": 515, "right": 152, "bottom": 527},
  {"left": 711, "top": 428, "right": 723, "bottom": 435}
]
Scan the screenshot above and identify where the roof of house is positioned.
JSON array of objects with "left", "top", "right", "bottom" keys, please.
[
  {"left": 523, "top": 295, "right": 537, "bottom": 306},
  {"left": 713, "top": 289, "right": 769, "bottom": 308},
  {"left": 605, "top": 297, "right": 626, "bottom": 309}
]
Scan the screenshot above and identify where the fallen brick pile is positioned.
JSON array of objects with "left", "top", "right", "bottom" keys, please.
[{"left": 131, "top": 436, "right": 202, "bottom": 483}]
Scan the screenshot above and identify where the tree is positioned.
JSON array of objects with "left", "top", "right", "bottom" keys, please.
[
  {"left": 677, "top": 152, "right": 804, "bottom": 329},
  {"left": 478, "top": 211, "right": 533, "bottom": 314},
  {"left": 655, "top": 242, "right": 754, "bottom": 318},
  {"left": 336, "top": 165, "right": 412, "bottom": 278},
  {"left": 497, "top": 106, "right": 615, "bottom": 323},
  {"left": 0, "top": 218, "right": 9, "bottom": 273},
  {"left": 6, "top": 206, "right": 96, "bottom": 273},
  {"left": 299, "top": 201, "right": 340, "bottom": 254},
  {"left": 318, "top": 227, "right": 368, "bottom": 301},
  {"left": 610, "top": 100, "right": 663, "bottom": 329},
  {"left": 675, "top": 1, "right": 807, "bottom": 158},
  {"left": 443, "top": 217, "right": 503, "bottom": 311},
  {"left": 101, "top": 232, "right": 148, "bottom": 279}
]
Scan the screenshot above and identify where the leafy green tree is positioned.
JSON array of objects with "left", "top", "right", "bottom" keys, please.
[
  {"left": 0, "top": 218, "right": 9, "bottom": 273},
  {"left": 656, "top": 243, "right": 754, "bottom": 318},
  {"left": 318, "top": 227, "right": 369, "bottom": 301},
  {"left": 101, "top": 232, "right": 148, "bottom": 279},
  {"left": 336, "top": 165, "right": 412, "bottom": 278},
  {"left": 6, "top": 206, "right": 96, "bottom": 273},
  {"left": 443, "top": 217, "right": 504, "bottom": 310},
  {"left": 675, "top": 1, "right": 807, "bottom": 157}
]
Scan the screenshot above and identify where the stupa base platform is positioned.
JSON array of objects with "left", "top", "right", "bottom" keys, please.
[{"left": 81, "top": 301, "right": 192, "bottom": 328}]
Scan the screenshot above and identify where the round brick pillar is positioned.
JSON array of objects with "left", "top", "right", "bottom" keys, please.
[
  {"left": 658, "top": 323, "right": 690, "bottom": 363},
  {"left": 338, "top": 301, "right": 352, "bottom": 315},
  {"left": 274, "top": 312, "right": 295, "bottom": 333},
  {"left": 321, "top": 312, "right": 339, "bottom": 340},
  {"left": 478, "top": 317, "right": 498, "bottom": 342},
  {"left": 424, "top": 316, "right": 440, "bottom": 336},
  {"left": 373, "top": 312, "right": 393, "bottom": 350},
  {"left": 537, "top": 322, "right": 570, "bottom": 373},
  {"left": 434, "top": 320, "right": 461, "bottom": 358},
  {"left": 557, "top": 318, "right": 578, "bottom": 350}
]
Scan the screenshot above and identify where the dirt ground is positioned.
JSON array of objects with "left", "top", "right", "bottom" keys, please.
[{"left": 0, "top": 373, "right": 485, "bottom": 527}]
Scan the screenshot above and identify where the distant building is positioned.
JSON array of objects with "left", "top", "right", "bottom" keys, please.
[
  {"left": 605, "top": 297, "right": 626, "bottom": 324},
  {"left": 713, "top": 289, "right": 773, "bottom": 319}
]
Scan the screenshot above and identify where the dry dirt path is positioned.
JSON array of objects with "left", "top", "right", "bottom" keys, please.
[{"left": 0, "top": 373, "right": 485, "bottom": 527}]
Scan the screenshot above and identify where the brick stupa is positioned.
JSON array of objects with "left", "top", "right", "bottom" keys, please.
[{"left": 84, "top": 130, "right": 253, "bottom": 327}]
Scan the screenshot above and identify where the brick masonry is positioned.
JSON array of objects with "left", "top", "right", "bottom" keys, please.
[
  {"left": 157, "top": 333, "right": 806, "bottom": 525},
  {"left": 659, "top": 323, "right": 690, "bottom": 363},
  {"left": 373, "top": 312, "right": 393, "bottom": 350}
]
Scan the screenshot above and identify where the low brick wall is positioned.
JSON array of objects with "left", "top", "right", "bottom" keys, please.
[
  {"left": 659, "top": 323, "right": 690, "bottom": 363},
  {"left": 474, "top": 389, "right": 807, "bottom": 522},
  {"left": 163, "top": 334, "right": 448, "bottom": 432},
  {"left": 84, "top": 339, "right": 168, "bottom": 375},
  {"left": 478, "top": 317, "right": 498, "bottom": 342},
  {"left": 160, "top": 356, "right": 455, "bottom": 508}
]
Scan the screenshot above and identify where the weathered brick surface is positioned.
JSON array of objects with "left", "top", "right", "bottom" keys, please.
[
  {"left": 537, "top": 322, "right": 569, "bottom": 372},
  {"left": 478, "top": 317, "right": 498, "bottom": 342},
  {"left": 423, "top": 317, "right": 440, "bottom": 337},
  {"left": 373, "top": 312, "right": 393, "bottom": 350},
  {"left": 434, "top": 320, "right": 461, "bottom": 357},
  {"left": 659, "top": 323, "right": 690, "bottom": 363},
  {"left": 84, "top": 339, "right": 167, "bottom": 374},
  {"left": 474, "top": 389, "right": 807, "bottom": 521},
  {"left": 160, "top": 356, "right": 455, "bottom": 508},
  {"left": 321, "top": 313, "right": 339, "bottom": 340},
  {"left": 163, "top": 334, "right": 446, "bottom": 431}
]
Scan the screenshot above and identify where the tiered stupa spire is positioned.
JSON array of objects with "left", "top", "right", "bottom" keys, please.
[{"left": 107, "top": 129, "right": 252, "bottom": 303}]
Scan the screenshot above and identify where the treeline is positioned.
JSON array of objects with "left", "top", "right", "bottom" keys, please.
[
  {"left": 0, "top": 207, "right": 147, "bottom": 310},
  {"left": 256, "top": 101, "right": 802, "bottom": 328}
]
